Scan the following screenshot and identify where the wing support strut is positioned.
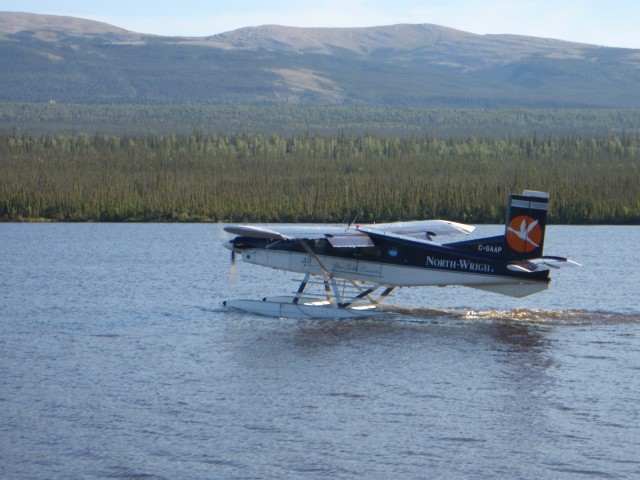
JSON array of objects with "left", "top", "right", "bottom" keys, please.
[{"left": 295, "top": 239, "right": 395, "bottom": 309}]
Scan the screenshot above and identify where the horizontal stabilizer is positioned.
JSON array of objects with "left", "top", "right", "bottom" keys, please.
[
  {"left": 507, "top": 263, "right": 536, "bottom": 273},
  {"left": 528, "top": 256, "right": 582, "bottom": 268},
  {"left": 508, "top": 256, "right": 580, "bottom": 273}
]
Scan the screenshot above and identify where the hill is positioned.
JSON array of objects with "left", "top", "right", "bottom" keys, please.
[{"left": 1, "top": 12, "right": 640, "bottom": 107}]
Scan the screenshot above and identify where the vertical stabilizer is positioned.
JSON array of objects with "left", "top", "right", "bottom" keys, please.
[{"left": 504, "top": 190, "right": 549, "bottom": 259}]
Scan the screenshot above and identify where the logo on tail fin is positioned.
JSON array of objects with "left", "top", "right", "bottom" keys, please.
[{"left": 506, "top": 215, "right": 542, "bottom": 253}]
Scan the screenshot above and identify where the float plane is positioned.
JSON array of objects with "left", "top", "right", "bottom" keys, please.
[{"left": 223, "top": 190, "right": 579, "bottom": 318}]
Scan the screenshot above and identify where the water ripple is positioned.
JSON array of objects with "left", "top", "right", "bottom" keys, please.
[{"left": 386, "top": 306, "right": 640, "bottom": 325}]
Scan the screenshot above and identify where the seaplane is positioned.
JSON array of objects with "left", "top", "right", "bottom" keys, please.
[{"left": 223, "top": 190, "right": 579, "bottom": 318}]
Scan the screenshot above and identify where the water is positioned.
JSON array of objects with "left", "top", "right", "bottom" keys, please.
[{"left": 1, "top": 223, "right": 639, "bottom": 479}]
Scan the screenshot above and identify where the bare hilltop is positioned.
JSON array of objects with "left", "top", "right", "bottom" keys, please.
[{"left": 1, "top": 12, "right": 640, "bottom": 107}]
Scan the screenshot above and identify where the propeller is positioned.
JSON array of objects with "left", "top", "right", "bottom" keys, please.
[{"left": 229, "top": 249, "right": 238, "bottom": 283}]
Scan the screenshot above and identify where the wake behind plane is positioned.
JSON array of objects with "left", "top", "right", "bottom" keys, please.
[{"left": 223, "top": 190, "right": 579, "bottom": 318}]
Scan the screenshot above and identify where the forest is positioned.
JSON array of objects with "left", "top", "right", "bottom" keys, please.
[
  {"left": 1, "top": 131, "right": 639, "bottom": 224},
  {"left": 3, "top": 104, "right": 640, "bottom": 137}
]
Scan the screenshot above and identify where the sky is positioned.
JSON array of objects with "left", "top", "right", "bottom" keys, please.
[{"left": 2, "top": 0, "right": 639, "bottom": 49}]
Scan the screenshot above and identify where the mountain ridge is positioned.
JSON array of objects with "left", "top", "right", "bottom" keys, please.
[
  {"left": 0, "top": 11, "right": 138, "bottom": 37},
  {"left": 1, "top": 12, "right": 639, "bottom": 107}
]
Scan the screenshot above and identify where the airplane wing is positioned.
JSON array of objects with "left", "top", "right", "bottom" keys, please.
[
  {"left": 224, "top": 224, "right": 362, "bottom": 240},
  {"left": 359, "top": 220, "right": 475, "bottom": 239},
  {"left": 224, "top": 220, "right": 474, "bottom": 243}
]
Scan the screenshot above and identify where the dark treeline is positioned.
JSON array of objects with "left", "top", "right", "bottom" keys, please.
[
  {"left": 1, "top": 131, "right": 639, "bottom": 224},
  {"left": 3, "top": 104, "right": 640, "bottom": 137}
]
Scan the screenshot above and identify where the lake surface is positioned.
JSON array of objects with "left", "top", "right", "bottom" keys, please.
[{"left": 1, "top": 223, "right": 639, "bottom": 479}]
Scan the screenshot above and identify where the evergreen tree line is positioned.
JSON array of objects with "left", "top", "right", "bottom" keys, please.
[
  {"left": 1, "top": 131, "right": 639, "bottom": 223},
  {"left": 3, "top": 104, "right": 640, "bottom": 137}
]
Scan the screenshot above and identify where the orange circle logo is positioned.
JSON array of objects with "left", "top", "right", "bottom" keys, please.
[{"left": 506, "top": 216, "right": 542, "bottom": 253}]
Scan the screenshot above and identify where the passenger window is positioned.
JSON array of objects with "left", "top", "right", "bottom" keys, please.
[
  {"left": 314, "top": 238, "right": 328, "bottom": 254},
  {"left": 362, "top": 246, "right": 381, "bottom": 257}
]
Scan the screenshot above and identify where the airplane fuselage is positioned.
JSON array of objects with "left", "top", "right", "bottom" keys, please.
[{"left": 231, "top": 233, "right": 550, "bottom": 298}]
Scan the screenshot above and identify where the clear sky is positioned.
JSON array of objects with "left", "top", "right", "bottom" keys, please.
[{"left": 2, "top": 0, "right": 638, "bottom": 48}]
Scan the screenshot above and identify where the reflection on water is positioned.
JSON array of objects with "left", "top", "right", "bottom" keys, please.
[{"left": 486, "top": 322, "right": 545, "bottom": 350}]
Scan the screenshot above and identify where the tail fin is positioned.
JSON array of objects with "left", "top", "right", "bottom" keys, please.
[
  {"left": 504, "top": 190, "right": 548, "bottom": 259},
  {"left": 447, "top": 190, "right": 549, "bottom": 260}
]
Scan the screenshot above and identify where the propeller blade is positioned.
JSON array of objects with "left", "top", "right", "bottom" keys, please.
[{"left": 229, "top": 250, "right": 238, "bottom": 283}]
